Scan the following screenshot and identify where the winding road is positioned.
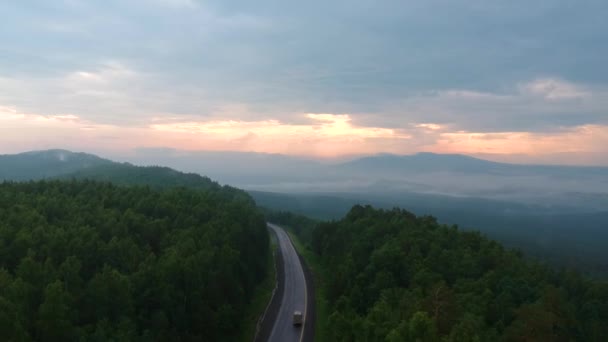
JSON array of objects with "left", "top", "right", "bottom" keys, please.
[{"left": 267, "top": 223, "right": 309, "bottom": 342}]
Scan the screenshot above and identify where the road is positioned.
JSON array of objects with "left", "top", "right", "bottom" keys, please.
[{"left": 267, "top": 223, "right": 308, "bottom": 342}]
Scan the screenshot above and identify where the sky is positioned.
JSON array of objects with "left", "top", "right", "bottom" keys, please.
[{"left": 1, "top": 0, "right": 607, "bottom": 164}]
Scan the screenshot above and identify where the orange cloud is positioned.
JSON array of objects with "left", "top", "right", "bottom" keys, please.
[
  {"left": 2, "top": 105, "right": 607, "bottom": 164},
  {"left": 433, "top": 125, "right": 608, "bottom": 156},
  {"left": 149, "top": 113, "right": 411, "bottom": 157}
]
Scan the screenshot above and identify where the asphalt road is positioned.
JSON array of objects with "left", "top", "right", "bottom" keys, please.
[{"left": 267, "top": 223, "right": 308, "bottom": 342}]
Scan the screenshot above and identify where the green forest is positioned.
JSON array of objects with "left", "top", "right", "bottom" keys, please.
[
  {"left": 251, "top": 190, "right": 608, "bottom": 277},
  {"left": 0, "top": 180, "right": 269, "bottom": 341},
  {"left": 309, "top": 205, "right": 608, "bottom": 341},
  {"left": 63, "top": 164, "right": 224, "bottom": 193}
]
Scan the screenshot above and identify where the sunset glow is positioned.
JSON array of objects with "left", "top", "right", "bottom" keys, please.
[
  {"left": 1, "top": 1, "right": 606, "bottom": 165},
  {"left": 2, "top": 103, "right": 606, "bottom": 163}
]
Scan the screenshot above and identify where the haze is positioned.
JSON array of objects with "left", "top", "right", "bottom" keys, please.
[{"left": 1, "top": 1, "right": 608, "bottom": 165}]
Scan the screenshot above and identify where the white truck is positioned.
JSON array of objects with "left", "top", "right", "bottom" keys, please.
[{"left": 293, "top": 310, "right": 303, "bottom": 326}]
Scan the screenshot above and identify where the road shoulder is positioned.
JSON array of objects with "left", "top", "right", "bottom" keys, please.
[
  {"left": 290, "top": 236, "right": 316, "bottom": 342},
  {"left": 253, "top": 228, "right": 285, "bottom": 342}
]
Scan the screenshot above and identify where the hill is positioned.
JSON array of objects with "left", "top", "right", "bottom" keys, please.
[
  {"left": 123, "top": 148, "right": 329, "bottom": 186},
  {"left": 0, "top": 150, "right": 112, "bottom": 181},
  {"left": 338, "top": 152, "right": 608, "bottom": 177},
  {"left": 63, "top": 163, "right": 223, "bottom": 193},
  {"left": 2, "top": 149, "right": 606, "bottom": 275},
  {"left": 0, "top": 150, "right": 608, "bottom": 277},
  {"left": 337, "top": 152, "right": 506, "bottom": 174},
  {"left": 0, "top": 150, "right": 249, "bottom": 202},
  {"left": 123, "top": 149, "right": 608, "bottom": 212},
  {"left": 307, "top": 205, "right": 608, "bottom": 341},
  {"left": 3, "top": 149, "right": 607, "bottom": 212},
  {"left": 0, "top": 180, "right": 269, "bottom": 341},
  {"left": 252, "top": 190, "right": 608, "bottom": 276}
]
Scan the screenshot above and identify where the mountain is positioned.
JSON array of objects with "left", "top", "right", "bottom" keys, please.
[
  {"left": 1, "top": 149, "right": 606, "bottom": 278},
  {"left": 338, "top": 152, "right": 608, "bottom": 177},
  {"left": 7, "top": 149, "right": 605, "bottom": 185},
  {"left": 252, "top": 190, "right": 608, "bottom": 276},
  {"left": 63, "top": 163, "right": 223, "bottom": 192},
  {"left": 117, "top": 150, "right": 608, "bottom": 209},
  {"left": 0, "top": 150, "right": 230, "bottom": 193},
  {"left": 121, "top": 148, "right": 330, "bottom": 186},
  {"left": 3, "top": 149, "right": 607, "bottom": 212},
  {"left": 0, "top": 149, "right": 112, "bottom": 181},
  {"left": 335, "top": 153, "right": 608, "bottom": 210},
  {"left": 338, "top": 152, "right": 506, "bottom": 174}
]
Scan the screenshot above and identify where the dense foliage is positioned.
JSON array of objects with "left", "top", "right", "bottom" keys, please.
[
  {"left": 253, "top": 191, "right": 608, "bottom": 277},
  {"left": 260, "top": 208, "right": 318, "bottom": 242},
  {"left": 64, "top": 164, "right": 223, "bottom": 193},
  {"left": 0, "top": 180, "right": 269, "bottom": 341},
  {"left": 311, "top": 205, "right": 608, "bottom": 341}
]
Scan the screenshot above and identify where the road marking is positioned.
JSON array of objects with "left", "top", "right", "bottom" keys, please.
[{"left": 300, "top": 256, "right": 307, "bottom": 342}]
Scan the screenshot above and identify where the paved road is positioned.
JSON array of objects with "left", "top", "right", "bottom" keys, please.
[{"left": 267, "top": 223, "right": 308, "bottom": 342}]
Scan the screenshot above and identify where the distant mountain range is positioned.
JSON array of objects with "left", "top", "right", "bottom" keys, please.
[
  {"left": 339, "top": 152, "right": 505, "bottom": 174},
  {"left": 118, "top": 148, "right": 608, "bottom": 210},
  {"left": 2, "top": 148, "right": 608, "bottom": 212},
  {"left": 126, "top": 148, "right": 608, "bottom": 180},
  {"left": 1, "top": 149, "right": 607, "bottom": 276},
  {"left": 339, "top": 152, "right": 608, "bottom": 177}
]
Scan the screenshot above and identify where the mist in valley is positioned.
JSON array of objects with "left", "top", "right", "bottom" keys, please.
[{"left": 120, "top": 148, "right": 608, "bottom": 214}]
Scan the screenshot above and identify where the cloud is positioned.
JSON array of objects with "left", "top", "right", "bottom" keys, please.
[
  {"left": 0, "top": 105, "right": 147, "bottom": 154},
  {"left": 0, "top": 1, "right": 607, "bottom": 163},
  {"left": 358, "top": 78, "right": 608, "bottom": 133},
  {"left": 519, "top": 78, "right": 590, "bottom": 100},
  {"left": 435, "top": 125, "right": 608, "bottom": 155},
  {"left": 151, "top": 0, "right": 198, "bottom": 9},
  {"left": 65, "top": 61, "right": 136, "bottom": 84},
  {"left": 0, "top": 106, "right": 412, "bottom": 157},
  {"left": 150, "top": 113, "right": 411, "bottom": 157},
  {"left": 2, "top": 104, "right": 608, "bottom": 164},
  {"left": 415, "top": 123, "right": 443, "bottom": 131}
]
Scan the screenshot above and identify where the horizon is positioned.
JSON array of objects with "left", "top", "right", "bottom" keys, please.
[
  {"left": 1, "top": 1, "right": 607, "bottom": 165},
  {"left": 4, "top": 147, "right": 608, "bottom": 168}
]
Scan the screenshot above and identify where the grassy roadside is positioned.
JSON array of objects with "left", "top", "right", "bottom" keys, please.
[
  {"left": 285, "top": 229, "right": 330, "bottom": 342},
  {"left": 240, "top": 241, "right": 277, "bottom": 342}
]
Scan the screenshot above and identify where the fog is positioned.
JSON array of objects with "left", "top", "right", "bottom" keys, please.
[{"left": 120, "top": 148, "right": 608, "bottom": 213}]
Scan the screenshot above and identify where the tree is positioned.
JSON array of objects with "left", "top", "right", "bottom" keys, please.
[
  {"left": 310, "top": 205, "right": 608, "bottom": 341},
  {"left": 408, "top": 311, "right": 438, "bottom": 342},
  {"left": 0, "top": 180, "right": 269, "bottom": 340},
  {"left": 36, "top": 280, "right": 74, "bottom": 341}
]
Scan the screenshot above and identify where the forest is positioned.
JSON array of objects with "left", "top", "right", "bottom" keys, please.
[
  {"left": 0, "top": 180, "right": 269, "bottom": 341},
  {"left": 252, "top": 190, "right": 608, "bottom": 277},
  {"left": 63, "top": 163, "right": 224, "bottom": 193},
  {"left": 309, "top": 205, "right": 608, "bottom": 341}
]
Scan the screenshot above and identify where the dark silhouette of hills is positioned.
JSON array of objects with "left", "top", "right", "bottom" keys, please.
[{"left": 0, "top": 149, "right": 112, "bottom": 181}]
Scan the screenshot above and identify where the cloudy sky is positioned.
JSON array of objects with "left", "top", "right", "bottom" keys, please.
[{"left": 1, "top": 0, "right": 607, "bottom": 164}]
